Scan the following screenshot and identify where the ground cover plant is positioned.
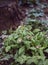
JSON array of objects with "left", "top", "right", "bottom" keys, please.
[{"left": 0, "top": 21, "right": 48, "bottom": 65}]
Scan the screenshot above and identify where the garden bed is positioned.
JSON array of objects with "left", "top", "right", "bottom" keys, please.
[{"left": 0, "top": 0, "right": 48, "bottom": 65}]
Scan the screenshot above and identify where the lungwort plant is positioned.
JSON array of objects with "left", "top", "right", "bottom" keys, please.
[{"left": 4, "top": 24, "right": 48, "bottom": 65}]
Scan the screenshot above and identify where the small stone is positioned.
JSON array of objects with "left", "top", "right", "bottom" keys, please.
[
  {"left": 1, "top": 35, "right": 8, "bottom": 39},
  {"left": 17, "top": 38, "right": 22, "bottom": 43}
]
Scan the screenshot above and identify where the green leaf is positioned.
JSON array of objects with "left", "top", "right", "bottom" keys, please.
[
  {"left": 5, "top": 46, "right": 11, "bottom": 52},
  {"left": 44, "top": 39, "right": 48, "bottom": 47},
  {"left": 44, "top": 59, "right": 48, "bottom": 65},
  {"left": 33, "top": 29, "right": 40, "bottom": 33},
  {"left": 16, "top": 56, "right": 24, "bottom": 64},
  {"left": 19, "top": 46, "right": 25, "bottom": 55},
  {"left": 38, "top": 49, "right": 45, "bottom": 60},
  {"left": 23, "top": 40, "right": 31, "bottom": 49},
  {"left": 38, "top": 60, "right": 43, "bottom": 65},
  {"left": 26, "top": 58, "right": 33, "bottom": 65},
  {"left": 29, "top": 47, "right": 36, "bottom": 51},
  {"left": 26, "top": 56, "right": 38, "bottom": 65},
  {"left": 16, "top": 55, "right": 27, "bottom": 64}
]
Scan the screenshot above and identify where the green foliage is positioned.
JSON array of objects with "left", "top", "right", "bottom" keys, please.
[{"left": 3, "top": 24, "right": 48, "bottom": 65}]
